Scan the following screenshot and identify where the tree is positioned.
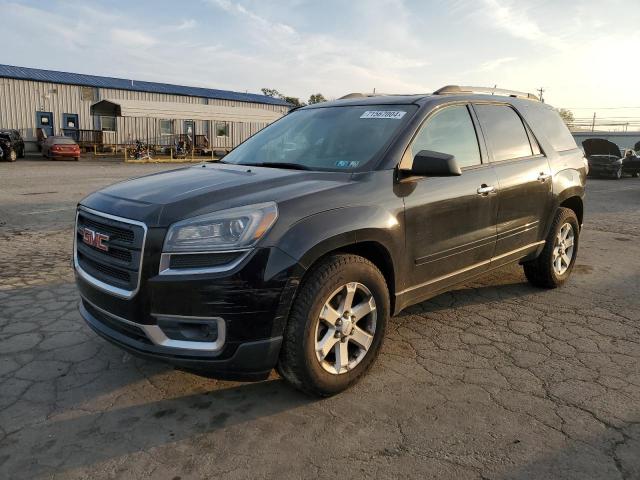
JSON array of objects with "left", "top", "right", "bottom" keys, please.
[
  {"left": 261, "top": 88, "right": 307, "bottom": 107},
  {"left": 283, "top": 96, "right": 305, "bottom": 107},
  {"left": 556, "top": 108, "right": 574, "bottom": 126},
  {"left": 308, "top": 93, "right": 327, "bottom": 105},
  {"left": 261, "top": 88, "right": 282, "bottom": 98}
]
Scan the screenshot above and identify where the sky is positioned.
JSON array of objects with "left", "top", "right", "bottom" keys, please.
[{"left": 1, "top": 0, "right": 639, "bottom": 127}]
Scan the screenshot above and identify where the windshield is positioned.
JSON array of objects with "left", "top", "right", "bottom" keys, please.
[{"left": 222, "top": 105, "right": 417, "bottom": 171}]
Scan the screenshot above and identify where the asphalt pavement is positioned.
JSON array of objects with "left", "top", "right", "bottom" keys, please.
[{"left": 1, "top": 160, "right": 639, "bottom": 479}]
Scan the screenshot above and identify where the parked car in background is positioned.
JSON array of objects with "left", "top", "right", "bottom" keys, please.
[
  {"left": 582, "top": 138, "right": 624, "bottom": 179},
  {"left": 42, "top": 136, "right": 80, "bottom": 161},
  {"left": 0, "top": 129, "right": 25, "bottom": 162},
  {"left": 622, "top": 149, "right": 640, "bottom": 177}
]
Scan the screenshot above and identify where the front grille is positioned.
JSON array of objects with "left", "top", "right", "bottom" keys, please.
[
  {"left": 75, "top": 208, "right": 146, "bottom": 294},
  {"left": 80, "top": 216, "right": 135, "bottom": 243},
  {"left": 84, "top": 301, "right": 151, "bottom": 344}
]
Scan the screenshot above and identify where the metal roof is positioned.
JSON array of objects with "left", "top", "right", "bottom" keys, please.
[
  {"left": 91, "top": 98, "right": 285, "bottom": 123},
  {"left": 0, "top": 64, "right": 291, "bottom": 107}
]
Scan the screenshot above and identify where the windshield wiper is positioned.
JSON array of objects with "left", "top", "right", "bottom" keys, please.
[{"left": 243, "top": 162, "right": 312, "bottom": 171}]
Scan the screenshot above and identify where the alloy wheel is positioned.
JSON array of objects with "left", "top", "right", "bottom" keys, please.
[
  {"left": 314, "top": 282, "right": 377, "bottom": 375},
  {"left": 552, "top": 222, "right": 575, "bottom": 276}
]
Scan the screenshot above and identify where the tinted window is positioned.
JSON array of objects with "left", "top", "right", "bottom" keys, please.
[
  {"left": 410, "top": 105, "right": 481, "bottom": 168},
  {"left": 475, "top": 105, "right": 533, "bottom": 161},
  {"left": 520, "top": 104, "right": 577, "bottom": 152}
]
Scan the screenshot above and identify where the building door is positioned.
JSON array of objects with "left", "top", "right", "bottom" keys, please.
[
  {"left": 36, "top": 111, "right": 54, "bottom": 137},
  {"left": 63, "top": 113, "right": 79, "bottom": 141},
  {"left": 184, "top": 120, "right": 195, "bottom": 138}
]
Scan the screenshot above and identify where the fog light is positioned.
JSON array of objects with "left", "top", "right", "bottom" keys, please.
[{"left": 157, "top": 317, "right": 219, "bottom": 342}]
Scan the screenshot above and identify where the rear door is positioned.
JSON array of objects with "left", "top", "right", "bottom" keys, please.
[
  {"left": 402, "top": 104, "right": 499, "bottom": 296},
  {"left": 473, "top": 103, "right": 552, "bottom": 262}
]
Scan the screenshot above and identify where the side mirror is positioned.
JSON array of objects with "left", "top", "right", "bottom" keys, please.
[
  {"left": 409, "top": 150, "right": 462, "bottom": 177},
  {"left": 213, "top": 149, "right": 227, "bottom": 159}
]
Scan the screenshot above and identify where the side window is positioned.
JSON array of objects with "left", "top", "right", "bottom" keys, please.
[
  {"left": 409, "top": 105, "right": 481, "bottom": 168},
  {"left": 474, "top": 105, "right": 533, "bottom": 161}
]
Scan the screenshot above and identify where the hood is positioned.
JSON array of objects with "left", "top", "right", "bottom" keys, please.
[
  {"left": 80, "top": 163, "right": 353, "bottom": 226},
  {"left": 582, "top": 138, "right": 621, "bottom": 158}
]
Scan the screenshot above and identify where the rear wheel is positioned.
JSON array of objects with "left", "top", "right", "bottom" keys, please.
[
  {"left": 523, "top": 208, "right": 579, "bottom": 288},
  {"left": 278, "top": 254, "right": 389, "bottom": 396}
]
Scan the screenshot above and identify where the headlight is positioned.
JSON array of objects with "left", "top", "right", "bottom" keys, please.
[{"left": 163, "top": 202, "right": 278, "bottom": 253}]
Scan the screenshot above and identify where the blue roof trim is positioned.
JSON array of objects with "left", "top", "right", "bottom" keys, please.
[{"left": 0, "top": 64, "right": 291, "bottom": 107}]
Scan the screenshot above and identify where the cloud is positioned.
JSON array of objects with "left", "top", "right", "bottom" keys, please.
[
  {"left": 476, "top": 56, "right": 517, "bottom": 72},
  {"left": 110, "top": 29, "right": 158, "bottom": 48},
  {"left": 1, "top": 0, "right": 638, "bottom": 118},
  {"left": 477, "top": 0, "right": 567, "bottom": 50}
]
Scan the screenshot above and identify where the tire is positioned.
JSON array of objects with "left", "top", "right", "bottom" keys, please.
[
  {"left": 6, "top": 149, "right": 17, "bottom": 162},
  {"left": 634, "top": 172, "right": 640, "bottom": 178},
  {"left": 613, "top": 167, "right": 622, "bottom": 180},
  {"left": 523, "top": 207, "right": 580, "bottom": 289},
  {"left": 278, "top": 254, "right": 389, "bottom": 397}
]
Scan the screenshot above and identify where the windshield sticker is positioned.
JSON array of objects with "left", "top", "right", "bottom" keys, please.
[
  {"left": 335, "top": 160, "right": 360, "bottom": 168},
  {"left": 360, "top": 110, "right": 406, "bottom": 120}
]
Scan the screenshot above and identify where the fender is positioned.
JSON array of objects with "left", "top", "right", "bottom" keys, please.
[
  {"left": 272, "top": 204, "right": 406, "bottom": 293},
  {"left": 536, "top": 168, "right": 585, "bottom": 246}
]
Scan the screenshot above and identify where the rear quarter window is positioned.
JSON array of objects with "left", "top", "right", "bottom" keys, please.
[{"left": 520, "top": 104, "right": 577, "bottom": 152}]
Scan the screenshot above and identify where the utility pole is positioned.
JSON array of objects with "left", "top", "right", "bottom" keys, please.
[
  {"left": 537, "top": 87, "right": 545, "bottom": 102},
  {"left": 591, "top": 112, "right": 596, "bottom": 132}
]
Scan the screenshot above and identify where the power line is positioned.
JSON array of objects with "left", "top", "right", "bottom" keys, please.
[{"left": 563, "top": 106, "right": 640, "bottom": 110}]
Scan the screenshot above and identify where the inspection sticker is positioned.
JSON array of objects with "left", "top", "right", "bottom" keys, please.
[{"left": 360, "top": 110, "right": 406, "bottom": 119}]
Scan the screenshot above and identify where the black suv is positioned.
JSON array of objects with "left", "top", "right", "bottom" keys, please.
[
  {"left": 0, "top": 129, "right": 25, "bottom": 162},
  {"left": 74, "top": 86, "right": 586, "bottom": 396}
]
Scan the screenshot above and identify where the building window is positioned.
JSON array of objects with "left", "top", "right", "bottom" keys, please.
[
  {"left": 216, "top": 122, "right": 229, "bottom": 137},
  {"left": 80, "top": 86, "right": 97, "bottom": 101},
  {"left": 101, "top": 116, "right": 116, "bottom": 132},
  {"left": 160, "top": 119, "right": 173, "bottom": 136}
]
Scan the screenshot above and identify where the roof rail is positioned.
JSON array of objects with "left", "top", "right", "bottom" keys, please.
[
  {"left": 339, "top": 92, "right": 393, "bottom": 99},
  {"left": 433, "top": 85, "right": 540, "bottom": 101}
]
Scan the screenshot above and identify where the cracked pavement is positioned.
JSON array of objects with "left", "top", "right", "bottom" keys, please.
[{"left": 1, "top": 160, "right": 639, "bottom": 479}]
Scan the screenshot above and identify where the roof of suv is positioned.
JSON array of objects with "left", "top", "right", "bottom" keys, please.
[{"left": 303, "top": 86, "right": 542, "bottom": 109}]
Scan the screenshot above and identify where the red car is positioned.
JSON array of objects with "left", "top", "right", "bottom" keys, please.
[{"left": 42, "top": 136, "right": 80, "bottom": 160}]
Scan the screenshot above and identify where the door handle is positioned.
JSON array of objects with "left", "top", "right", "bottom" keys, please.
[
  {"left": 477, "top": 184, "right": 495, "bottom": 195},
  {"left": 537, "top": 172, "right": 551, "bottom": 182}
]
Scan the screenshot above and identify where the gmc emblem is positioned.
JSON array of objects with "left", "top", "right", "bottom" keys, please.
[{"left": 82, "top": 228, "right": 110, "bottom": 252}]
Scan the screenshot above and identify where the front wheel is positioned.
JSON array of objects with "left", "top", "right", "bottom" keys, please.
[
  {"left": 278, "top": 254, "right": 389, "bottom": 396},
  {"left": 7, "top": 149, "right": 17, "bottom": 162},
  {"left": 523, "top": 207, "right": 579, "bottom": 288},
  {"left": 613, "top": 167, "right": 622, "bottom": 179}
]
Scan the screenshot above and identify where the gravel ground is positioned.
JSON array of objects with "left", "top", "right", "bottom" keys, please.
[{"left": 1, "top": 160, "right": 639, "bottom": 480}]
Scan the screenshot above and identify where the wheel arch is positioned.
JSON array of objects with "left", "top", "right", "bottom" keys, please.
[{"left": 559, "top": 195, "right": 584, "bottom": 227}]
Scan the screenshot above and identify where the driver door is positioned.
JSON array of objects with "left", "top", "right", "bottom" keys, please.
[{"left": 402, "top": 104, "right": 499, "bottom": 297}]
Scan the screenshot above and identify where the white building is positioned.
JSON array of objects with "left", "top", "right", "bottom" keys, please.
[{"left": 0, "top": 64, "right": 291, "bottom": 151}]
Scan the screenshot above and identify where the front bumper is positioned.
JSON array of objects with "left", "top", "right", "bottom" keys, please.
[
  {"left": 588, "top": 163, "right": 620, "bottom": 175},
  {"left": 80, "top": 299, "right": 282, "bottom": 380},
  {"left": 76, "top": 243, "right": 303, "bottom": 380}
]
